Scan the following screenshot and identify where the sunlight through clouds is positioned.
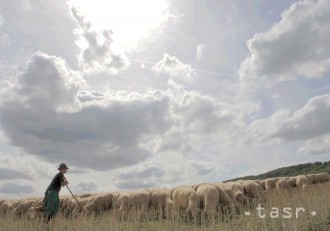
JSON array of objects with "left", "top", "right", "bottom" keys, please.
[{"left": 69, "top": 0, "right": 170, "bottom": 52}]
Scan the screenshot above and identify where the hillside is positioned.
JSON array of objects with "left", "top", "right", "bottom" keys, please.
[{"left": 225, "top": 160, "right": 330, "bottom": 182}]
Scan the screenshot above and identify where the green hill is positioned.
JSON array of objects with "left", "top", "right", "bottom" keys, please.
[{"left": 225, "top": 160, "right": 330, "bottom": 182}]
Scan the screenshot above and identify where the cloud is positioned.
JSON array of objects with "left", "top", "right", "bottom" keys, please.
[
  {"left": 71, "top": 7, "right": 129, "bottom": 74},
  {"left": 270, "top": 93, "right": 330, "bottom": 140},
  {"left": 239, "top": 0, "right": 330, "bottom": 81},
  {"left": 75, "top": 182, "right": 98, "bottom": 193},
  {"left": 77, "top": 91, "right": 104, "bottom": 102},
  {"left": 0, "top": 52, "right": 172, "bottom": 170},
  {"left": 152, "top": 54, "right": 194, "bottom": 83},
  {"left": 0, "top": 167, "right": 31, "bottom": 180},
  {"left": 298, "top": 134, "right": 330, "bottom": 155},
  {"left": 196, "top": 44, "right": 205, "bottom": 61},
  {"left": 0, "top": 14, "right": 10, "bottom": 48},
  {"left": 113, "top": 158, "right": 216, "bottom": 190},
  {"left": 168, "top": 81, "right": 236, "bottom": 135},
  {"left": 0, "top": 183, "right": 34, "bottom": 195},
  {"left": 0, "top": 14, "right": 3, "bottom": 27},
  {"left": 0, "top": 33, "right": 10, "bottom": 48},
  {"left": 114, "top": 165, "right": 164, "bottom": 189}
]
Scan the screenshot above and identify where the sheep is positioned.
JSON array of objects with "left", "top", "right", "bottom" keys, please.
[
  {"left": 27, "top": 199, "right": 44, "bottom": 220},
  {"left": 0, "top": 199, "right": 5, "bottom": 207},
  {"left": 275, "top": 178, "right": 289, "bottom": 190},
  {"left": 296, "top": 175, "right": 310, "bottom": 190},
  {"left": 265, "top": 178, "right": 280, "bottom": 191},
  {"left": 242, "top": 180, "right": 264, "bottom": 205},
  {"left": 0, "top": 199, "right": 19, "bottom": 216},
  {"left": 287, "top": 177, "right": 298, "bottom": 188},
  {"left": 83, "top": 193, "right": 113, "bottom": 216},
  {"left": 128, "top": 190, "right": 150, "bottom": 221},
  {"left": 31, "top": 198, "right": 43, "bottom": 208},
  {"left": 306, "top": 174, "right": 317, "bottom": 184},
  {"left": 79, "top": 193, "right": 97, "bottom": 198},
  {"left": 195, "top": 184, "right": 219, "bottom": 219},
  {"left": 171, "top": 185, "right": 199, "bottom": 220},
  {"left": 148, "top": 188, "right": 173, "bottom": 220},
  {"left": 225, "top": 181, "right": 245, "bottom": 206},
  {"left": 112, "top": 192, "right": 130, "bottom": 221},
  {"left": 209, "top": 182, "right": 235, "bottom": 216},
  {"left": 12, "top": 199, "right": 35, "bottom": 218},
  {"left": 60, "top": 197, "right": 77, "bottom": 218},
  {"left": 71, "top": 195, "right": 95, "bottom": 217},
  {"left": 260, "top": 180, "right": 267, "bottom": 191},
  {"left": 314, "top": 173, "right": 330, "bottom": 183},
  {"left": 27, "top": 205, "right": 44, "bottom": 220}
]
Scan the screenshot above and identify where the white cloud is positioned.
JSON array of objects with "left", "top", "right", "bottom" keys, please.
[
  {"left": 298, "top": 134, "right": 330, "bottom": 155},
  {"left": 152, "top": 54, "right": 194, "bottom": 83},
  {"left": 113, "top": 157, "right": 217, "bottom": 190},
  {"left": 71, "top": 7, "right": 129, "bottom": 74},
  {"left": 196, "top": 43, "right": 205, "bottom": 61},
  {"left": 239, "top": 0, "right": 330, "bottom": 81},
  {"left": 0, "top": 33, "right": 10, "bottom": 47},
  {"left": 0, "top": 183, "right": 34, "bottom": 196},
  {"left": 0, "top": 14, "right": 4, "bottom": 27},
  {"left": 75, "top": 182, "right": 98, "bottom": 193},
  {"left": 270, "top": 93, "right": 330, "bottom": 140},
  {"left": 0, "top": 52, "right": 171, "bottom": 170}
]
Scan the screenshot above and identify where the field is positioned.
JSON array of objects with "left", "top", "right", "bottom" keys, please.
[{"left": 0, "top": 183, "right": 329, "bottom": 231}]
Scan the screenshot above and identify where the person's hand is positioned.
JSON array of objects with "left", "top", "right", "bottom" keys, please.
[{"left": 62, "top": 180, "right": 69, "bottom": 186}]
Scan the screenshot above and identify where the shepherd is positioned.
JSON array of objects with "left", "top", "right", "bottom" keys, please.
[{"left": 43, "top": 163, "right": 69, "bottom": 223}]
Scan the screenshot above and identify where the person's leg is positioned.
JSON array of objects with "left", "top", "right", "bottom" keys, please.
[
  {"left": 53, "top": 191, "right": 60, "bottom": 217},
  {"left": 45, "top": 190, "right": 57, "bottom": 222}
]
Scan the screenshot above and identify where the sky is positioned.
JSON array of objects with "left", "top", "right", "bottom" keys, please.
[{"left": 0, "top": 0, "right": 329, "bottom": 198}]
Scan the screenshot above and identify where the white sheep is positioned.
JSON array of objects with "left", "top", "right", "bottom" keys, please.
[
  {"left": 12, "top": 198, "right": 35, "bottom": 218},
  {"left": 83, "top": 193, "right": 113, "bottom": 216},
  {"left": 286, "top": 177, "right": 298, "bottom": 188},
  {"left": 71, "top": 195, "right": 95, "bottom": 217},
  {"left": 112, "top": 192, "right": 130, "bottom": 221},
  {"left": 195, "top": 184, "right": 219, "bottom": 219},
  {"left": 148, "top": 188, "right": 173, "bottom": 220},
  {"left": 275, "top": 178, "right": 289, "bottom": 190},
  {"left": 314, "top": 173, "right": 330, "bottom": 183},
  {"left": 128, "top": 190, "right": 150, "bottom": 221},
  {"left": 296, "top": 175, "right": 310, "bottom": 190},
  {"left": 243, "top": 180, "right": 264, "bottom": 205},
  {"left": 171, "top": 185, "right": 199, "bottom": 221},
  {"left": 265, "top": 178, "right": 280, "bottom": 191}
]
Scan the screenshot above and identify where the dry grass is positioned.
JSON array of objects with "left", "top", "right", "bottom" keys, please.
[{"left": 1, "top": 183, "right": 330, "bottom": 231}]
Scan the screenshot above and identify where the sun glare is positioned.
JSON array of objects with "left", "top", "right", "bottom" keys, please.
[{"left": 70, "top": 0, "right": 170, "bottom": 52}]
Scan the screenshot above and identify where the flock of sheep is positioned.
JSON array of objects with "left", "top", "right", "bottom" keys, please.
[{"left": 0, "top": 172, "right": 329, "bottom": 222}]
